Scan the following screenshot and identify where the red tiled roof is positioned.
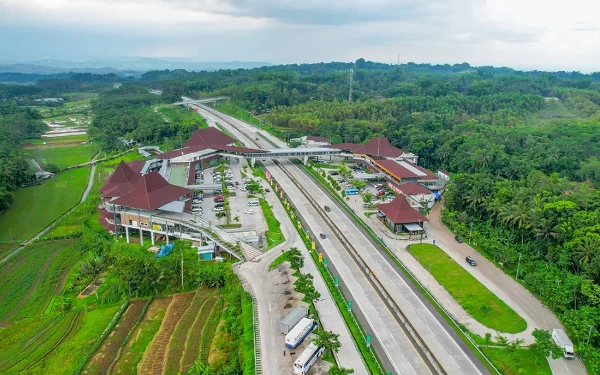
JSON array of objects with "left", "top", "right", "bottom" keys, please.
[
  {"left": 353, "top": 137, "right": 404, "bottom": 158},
  {"left": 96, "top": 206, "right": 115, "bottom": 219},
  {"left": 112, "top": 172, "right": 191, "bottom": 211},
  {"left": 307, "top": 135, "right": 329, "bottom": 142},
  {"left": 397, "top": 182, "right": 433, "bottom": 196},
  {"left": 127, "top": 160, "right": 145, "bottom": 174},
  {"left": 375, "top": 159, "right": 420, "bottom": 179},
  {"left": 184, "top": 128, "right": 236, "bottom": 148},
  {"left": 98, "top": 217, "right": 115, "bottom": 231},
  {"left": 99, "top": 161, "right": 142, "bottom": 197},
  {"left": 376, "top": 195, "right": 429, "bottom": 224},
  {"left": 406, "top": 161, "right": 438, "bottom": 181}
]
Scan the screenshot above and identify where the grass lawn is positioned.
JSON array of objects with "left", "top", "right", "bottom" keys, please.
[
  {"left": 0, "top": 167, "right": 90, "bottom": 241},
  {"left": 269, "top": 251, "right": 290, "bottom": 271},
  {"left": 482, "top": 347, "right": 552, "bottom": 375},
  {"left": 408, "top": 243, "right": 527, "bottom": 333},
  {"left": 23, "top": 144, "right": 97, "bottom": 169},
  {"left": 159, "top": 105, "right": 209, "bottom": 129},
  {"left": 259, "top": 198, "right": 284, "bottom": 249}
]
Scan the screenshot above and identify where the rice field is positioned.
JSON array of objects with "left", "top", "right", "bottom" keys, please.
[{"left": 0, "top": 167, "right": 90, "bottom": 241}]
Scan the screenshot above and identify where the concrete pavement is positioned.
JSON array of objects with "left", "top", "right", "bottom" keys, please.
[{"left": 197, "top": 107, "right": 368, "bottom": 374}]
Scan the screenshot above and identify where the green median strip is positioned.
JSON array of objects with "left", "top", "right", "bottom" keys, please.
[{"left": 408, "top": 244, "right": 527, "bottom": 333}]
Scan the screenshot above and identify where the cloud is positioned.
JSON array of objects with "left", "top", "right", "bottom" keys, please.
[{"left": 0, "top": 0, "right": 598, "bottom": 71}]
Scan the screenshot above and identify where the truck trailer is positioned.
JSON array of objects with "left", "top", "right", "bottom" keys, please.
[
  {"left": 552, "top": 328, "right": 575, "bottom": 359},
  {"left": 285, "top": 318, "right": 316, "bottom": 349},
  {"left": 281, "top": 305, "right": 308, "bottom": 334}
]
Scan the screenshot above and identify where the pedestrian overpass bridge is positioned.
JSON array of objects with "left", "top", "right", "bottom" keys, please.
[{"left": 221, "top": 147, "right": 344, "bottom": 165}]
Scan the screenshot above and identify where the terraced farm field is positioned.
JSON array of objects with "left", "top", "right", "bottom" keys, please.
[
  {"left": 0, "top": 242, "right": 18, "bottom": 261},
  {"left": 0, "top": 167, "right": 90, "bottom": 241},
  {"left": 110, "top": 297, "right": 173, "bottom": 374},
  {"left": 0, "top": 312, "right": 83, "bottom": 373},
  {"left": 0, "top": 240, "right": 83, "bottom": 325},
  {"left": 164, "top": 289, "right": 219, "bottom": 374},
  {"left": 84, "top": 299, "right": 149, "bottom": 374}
]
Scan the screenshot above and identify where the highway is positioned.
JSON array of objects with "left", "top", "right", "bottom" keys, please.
[{"left": 195, "top": 104, "right": 490, "bottom": 375}]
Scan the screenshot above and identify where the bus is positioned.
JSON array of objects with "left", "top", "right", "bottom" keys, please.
[
  {"left": 345, "top": 188, "right": 359, "bottom": 195},
  {"left": 285, "top": 318, "right": 316, "bottom": 349},
  {"left": 293, "top": 343, "right": 325, "bottom": 374}
]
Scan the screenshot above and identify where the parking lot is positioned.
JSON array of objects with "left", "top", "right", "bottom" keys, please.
[{"left": 192, "top": 160, "right": 268, "bottom": 238}]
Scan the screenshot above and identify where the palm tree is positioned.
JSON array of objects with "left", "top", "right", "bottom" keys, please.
[
  {"left": 534, "top": 218, "right": 560, "bottom": 244},
  {"left": 574, "top": 237, "right": 596, "bottom": 271},
  {"left": 502, "top": 201, "right": 533, "bottom": 246},
  {"left": 465, "top": 187, "right": 487, "bottom": 218}
]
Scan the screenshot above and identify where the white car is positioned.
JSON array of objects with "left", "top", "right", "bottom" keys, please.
[
  {"left": 214, "top": 207, "right": 224, "bottom": 212},
  {"left": 244, "top": 210, "right": 254, "bottom": 214}
]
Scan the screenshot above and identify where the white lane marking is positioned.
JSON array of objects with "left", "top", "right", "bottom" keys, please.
[
  {"left": 259, "top": 279, "right": 263, "bottom": 283},
  {"left": 426, "top": 325, "right": 436, "bottom": 337},
  {"left": 389, "top": 330, "right": 398, "bottom": 344},
  {"left": 450, "top": 356, "right": 460, "bottom": 369},
  {"left": 564, "top": 362, "right": 568, "bottom": 370},
  {"left": 269, "top": 303, "right": 272, "bottom": 312},
  {"left": 408, "top": 361, "right": 417, "bottom": 375}
]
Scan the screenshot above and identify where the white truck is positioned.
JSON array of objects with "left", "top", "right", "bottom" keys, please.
[
  {"left": 552, "top": 328, "right": 575, "bottom": 359},
  {"left": 285, "top": 318, "right": 316, "bottom": 349}
]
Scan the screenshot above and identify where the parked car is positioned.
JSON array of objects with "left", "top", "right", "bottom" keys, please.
[
  {"left": 376, "top": 191, "right": 385, "bottom": 198},
  {"left": 362, "top": 202, "right": 372, "bottom": 208},
  {"left": 466, "top": 256, "right": 476, "bottom": 266},
  {"left": 245, "top": 210, "right": 255, "bottom": 214},
  {"left": 455, "top": 235, "right": 464, "bottom": 243},
  {"left": 320, "top": 233, "right": 326, "bottom": 239},
  {"left": 214, "top": 207, "right": 224, "bottom": 212},
  {"left": 214, "top": 203, "right": 225, "bottom": 208},
  {"left": 324, "top": 205, "right": 331, "bottom": 212},
  {"left": 265, "top": 188, "right": 270, "bottom": 192},
  {"left": 235, "top": 181, "right": 239, "bottom": 185}
]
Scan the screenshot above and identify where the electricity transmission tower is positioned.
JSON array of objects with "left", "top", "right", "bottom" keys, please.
[{"left": 348, "top": 68, "right": 354, "bottom": 102}]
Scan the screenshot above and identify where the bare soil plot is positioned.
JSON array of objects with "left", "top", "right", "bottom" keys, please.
[
  {"left": 137, "top": 292, "right": 195, "bottom": 375},
  {"left": 84, "top": 300, "right": 148, "bottom": 374}
]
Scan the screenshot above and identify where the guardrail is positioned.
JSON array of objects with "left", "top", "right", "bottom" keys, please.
[{"left": 235, "top": 267, "right": 262, "bottom": 375}]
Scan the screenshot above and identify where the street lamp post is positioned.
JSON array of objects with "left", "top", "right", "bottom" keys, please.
[
  {"left": 427, "top": 263, "right": 433, "bottom": 291},
  {"left": 469, "top": 222, "right": 474, "bottom": 244},
  {"left": 586, "top": 324, "right": 594, "bottom": 360},
  {"left": 515, "top": 252, "right": 523, "bottom": 280}
]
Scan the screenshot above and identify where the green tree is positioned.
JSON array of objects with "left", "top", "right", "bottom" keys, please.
[
  {"left": 531, "top": 329, "right": 564, "bottom": 360},
  {"left": 311, "top": 329, "right": 341, "bottom": 353},
  {"left": 287, "top": 247, "right": 304, "bottom": 271}
]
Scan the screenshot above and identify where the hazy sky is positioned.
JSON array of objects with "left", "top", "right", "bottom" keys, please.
[{"left": 0, "top": 0, "right": 599, "bottom": 71}]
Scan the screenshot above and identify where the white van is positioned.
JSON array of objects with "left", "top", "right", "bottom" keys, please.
[{"left": 248, "top": 201, "right": 260, "bottom": 207}]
